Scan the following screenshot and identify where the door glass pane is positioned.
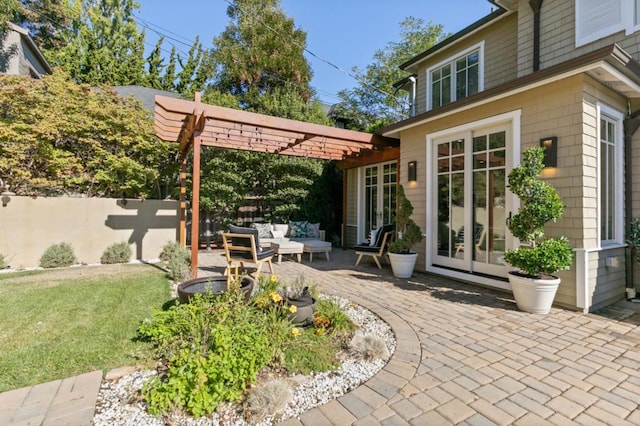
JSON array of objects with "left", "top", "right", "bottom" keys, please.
[
  {"left": 451, "top": 172, "right": 465, "bottom": 259},
  {"left": 365, "top": 166, "right": 378, "bottom": 233},
  {"left": 383, "top": 163, "right": 397, "bottom": 225},
  {"left": 473, "top": 131, "right": 506, "bottom": 267},
  {"left": 437, "top": 140, "right": 464, "bottom": 259},
  {"left": 437, "top": 174, "right": 452, "bottom": 256}
]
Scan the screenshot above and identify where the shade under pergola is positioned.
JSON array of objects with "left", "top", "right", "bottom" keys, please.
[{"left": 154, "top": 94, "right": 399, "bottom": 277}]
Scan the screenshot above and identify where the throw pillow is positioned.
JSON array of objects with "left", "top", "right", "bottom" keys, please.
[
  {"left": 369, "top": 227, "right": 381, "bottom": 247},
  {"left": 306, "top": 223, "right": 320, "bottom": 239},
  {"left": 273, "top": 223, "right": 289, "bottom": 236},
  {"left": 288, "top": 221, "right": 308, "bottom": 238},
  {"left": 251, "top": 223, "right": 273, "bottom": 239},
  {"left": 271, "top": 230, "right": 285, "bottom": 239}
]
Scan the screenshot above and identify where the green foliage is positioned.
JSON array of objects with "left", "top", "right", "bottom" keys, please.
[
  {"left": 211, "top": 0, "right": 314, "bottom": 109},
  {"left": 0, "top": 71, "right": 177, "bottom": 197},
  {"left": 0, "top": 253, "right": 7, "bottom": 269},
  {"left": 100, "top": 241, "right": 132, "bottom": 264},
  {"left": 138, "top": 286, "right": 283, "bottom": 417},
  {"left": 389, "top": 185, "right": 423, "bottom": 253},
  {"left": 159, "top": 241, "right": 191, "bottom": 281},
  {"left": 504, "top": 148, "right": 573, "bottom": 277},
  {"left": 333, "top": 17, "right": 448, "bottom": 130},
  {"left": 313, "top": 298, "right": 357, "bottom": 336},
  {"left": 39, "top": 242, "right": 76, "bottom": 268},
  {"left": 626, "top": 218, "right": 640, "bottom": 264},
  {"left": 280, "top": 329, "right": 341, "bottom": 374}
]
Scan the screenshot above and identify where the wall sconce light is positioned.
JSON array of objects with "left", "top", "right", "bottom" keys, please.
[
  {"left": 408, "top": 161, "right": 417, "bottom": 182},
  {"left": 540, "top": 136, "right": 557, "bottom": 168}
]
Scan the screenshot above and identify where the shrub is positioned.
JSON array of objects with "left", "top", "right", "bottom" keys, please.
[
  {"left": 159, "top": 241, "right": 190, "bottom": 281},
  {"left": 138, "top": 285, "right": 285, "bottom": 417},
  {"left": 244, "top": 379, "right": 292, "bottom": 422},
  {"left": 100, "top": 242, "right": 132, "bottom": 264},
  {"left": 313, "top": 298, "right": 357, "bottom": 336},
  {"left": 348, "top": 333, "right": 389, "bottom": 361},
  {"left": 0, "top": 254, "right": 7, "bottom": 269},
  {"left": 39, "top": 242, "right": 77, "bottom": 268}
]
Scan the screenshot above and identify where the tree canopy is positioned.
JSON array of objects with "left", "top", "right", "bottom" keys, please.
[
  {"left": 332, "top": 17, "right": 448, "bottom": 131},
  {"left": 0, "top": 70, "right": 176, "bottom": 197}
]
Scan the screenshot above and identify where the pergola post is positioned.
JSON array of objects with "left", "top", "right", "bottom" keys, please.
[
  {"left": 190, "top": 133, "right": 202, "bottom": 278},
  {"left": 179, "top": 153, "right": 188, "bottom": 246}
]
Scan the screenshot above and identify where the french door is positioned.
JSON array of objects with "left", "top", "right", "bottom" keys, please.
[
  {"left": 363, "top": 162, "right": 397, "bottom": 236},
  {"left": 432, "top": 125, "right": 508, "bottom": 277}
]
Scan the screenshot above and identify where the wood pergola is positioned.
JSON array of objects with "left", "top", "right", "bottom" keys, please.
[{"left": 154, "top": 94, "right": 399, "bottom": 277}]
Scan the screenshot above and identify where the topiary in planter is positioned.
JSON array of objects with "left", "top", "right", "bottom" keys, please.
[
  {"left": 388, "top": 184, "right": 423, "bottom": 254},
  {"left": 504, "top": 147, "right": 573, "bottom": 278}
]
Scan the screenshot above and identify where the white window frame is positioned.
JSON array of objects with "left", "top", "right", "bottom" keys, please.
[
  {"left": 426, "top": 42, "right": 484, "bottom": 111},
  {"left": 596, "top": 103, "right": 625, "bottom": 246},
  {"left": 575, "top": 0, "right": 640, "bottom": 46}
]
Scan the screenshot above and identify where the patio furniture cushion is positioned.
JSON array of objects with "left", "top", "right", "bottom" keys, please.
[
  {"left": 229, "top": 224, "right": 263, "bottom": 253},
  {"left": 288, "top": 221, "right": 308, "bottom": 238},
  {"left": 306, "top": 222, "right": 321, "bottom": 239},
  {"left": 369, "top": 227, "right": 381, "bottom": 247},
  {"left": 251, "top": 223, "right": 273, "bottom": 239}
]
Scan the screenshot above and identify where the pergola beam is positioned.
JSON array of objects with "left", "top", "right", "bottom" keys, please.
[{"left": 154, "top": 94, "right": 399, "bottom": 277}]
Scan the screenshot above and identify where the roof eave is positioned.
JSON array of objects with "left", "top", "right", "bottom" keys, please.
[{"left": 400, "top": 8, "right": 508, "bottom": 72}]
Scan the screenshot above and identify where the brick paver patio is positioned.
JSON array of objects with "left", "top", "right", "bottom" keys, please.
[
  {"left": 200, "top": 247, "right": 640, "bottom": 425},
  {"left": 2, "top": 247, "right": 639, "bottom": 425}
]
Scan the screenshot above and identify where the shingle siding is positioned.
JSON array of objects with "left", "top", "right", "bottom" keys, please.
[{"left": 413, "top": 14, "right": 518, "bottom": 116}]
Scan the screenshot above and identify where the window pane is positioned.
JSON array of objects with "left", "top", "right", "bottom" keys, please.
[
  {"left": 442, "top": 74, "right": 451, "bottom": 105},
  {"left": 489, "top": 132, "right": 505, "bottom": 149},
  {"left": 456, "top": 69, "right": 467, "bottom": 99},
  {"left": 468, "top": 63, "right": 479, "bottom": 95}
]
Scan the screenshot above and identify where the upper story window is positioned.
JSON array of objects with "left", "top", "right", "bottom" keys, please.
[
  {"left": 576, "top": 0, "right": 640, "bottom": 47},
  {"left": 427, "top": 42, "right": 484, "bottom": 110}
]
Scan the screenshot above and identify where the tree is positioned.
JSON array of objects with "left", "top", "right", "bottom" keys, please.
[
  {"left": 333, "top": 17, "right": 448, "bottom": 131},
  {"left": 145, "top": 36, "right": 165, "bottom": 89},
  {"left": 209, "top": 0, "right": 313, "bottom": 110},
  {"left": 14, "top": 0, "right": 71, "bottom": 51},
  {"left": 0, "top": 71, "right": 176, "bottom": 197},
  {"left": 175, "top": 36, "right": 213, "bottom": 97},
  {"left": 45, "top": 0, "right": 148, "bottom": 86},
  {"left": 195, "top": 0, "right": 339, "bottom": 230}
]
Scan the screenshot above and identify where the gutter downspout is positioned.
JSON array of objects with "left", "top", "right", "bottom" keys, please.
[
  {"left": 409, "top": 76, "right": 417, "bottom": 117},
  {"left": 529, "top": 0, "right": 543, "bottom": 72}
]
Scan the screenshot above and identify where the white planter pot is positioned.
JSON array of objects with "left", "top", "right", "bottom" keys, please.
[
  {"left": 508, "top": 271, "right": 561, "bottom": 314},
  {"left": 388, "top": 252, "right": 418, "bottom": 278}
]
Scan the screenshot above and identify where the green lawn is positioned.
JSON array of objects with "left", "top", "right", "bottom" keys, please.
[{"left": 0, "top": 264, "right": 170, "bottom": 392}]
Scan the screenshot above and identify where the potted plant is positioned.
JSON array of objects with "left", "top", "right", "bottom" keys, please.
[
  {"left": 504, "top": 147, "right": 573, "bottom": 314},
  {"left": 388, "top": 185, "right": 424, "bottom": 278}
]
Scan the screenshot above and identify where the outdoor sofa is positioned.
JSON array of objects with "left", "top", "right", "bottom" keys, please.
[{"left": 250, "top": 221, "right": 326, "bottom": 248}]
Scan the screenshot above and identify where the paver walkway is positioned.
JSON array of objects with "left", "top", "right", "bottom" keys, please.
[{"left": 2, "top": 248, "right": 640, "bottom": 425}]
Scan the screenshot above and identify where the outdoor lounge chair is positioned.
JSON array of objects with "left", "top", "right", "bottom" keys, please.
[
  {"left": 222, "top": 225, "right": 275, "bottom": 281},
  {"left": 353, "top": 224, "right": 395, "bottom": 269}
]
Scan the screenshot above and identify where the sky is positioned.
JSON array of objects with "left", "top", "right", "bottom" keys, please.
[{"left": 135, "top": 0, "right": 497, "bottom": 105}]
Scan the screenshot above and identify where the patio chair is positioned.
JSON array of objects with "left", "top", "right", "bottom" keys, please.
[
  {"left": 222, "top": 225, "right": 275, "bottom": 281},
  {"left": 353, "top": 224, "right": 395, "bottom": 269}
]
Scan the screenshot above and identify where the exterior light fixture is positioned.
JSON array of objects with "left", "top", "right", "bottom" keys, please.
[
  {"left": 540, "top": 136, "right": 557, "bottom": 168},
  {"left": 408, "top": 161, "right": 417, "bottom": 182}
]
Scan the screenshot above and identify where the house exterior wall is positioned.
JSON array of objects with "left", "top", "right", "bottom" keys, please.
[
  {"left": 0, "top": 196, "right": 179, "bottom": 268},
  {"left": 513, "top": 0, "right": 640, "bottom": 74},
  {"left": 394, "top": 73, "right": 628, "bottom": 310},
  {"left": 413, "top": 13, "right": 518, "bottom": 115}
]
